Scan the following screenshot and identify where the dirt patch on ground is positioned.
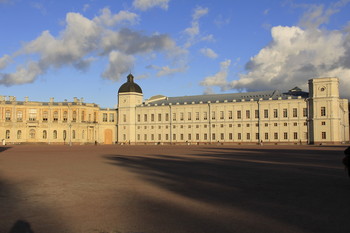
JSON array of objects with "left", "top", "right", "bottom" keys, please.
[{"left": 0, "top": 144, "right": 350, "bottom": 233}]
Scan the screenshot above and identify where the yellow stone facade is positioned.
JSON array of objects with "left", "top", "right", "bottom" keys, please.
[{"left": 1, "top": 76, "right": 348, "bottom": 145}]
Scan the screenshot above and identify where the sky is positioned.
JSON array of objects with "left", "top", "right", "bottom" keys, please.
[{"left": 0, "top": 0, "right": 350, "bottom": 108}]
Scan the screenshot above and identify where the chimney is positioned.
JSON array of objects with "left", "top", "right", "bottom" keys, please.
[{"left": 50, "top": 97, "right": 54, "bottom": 103}]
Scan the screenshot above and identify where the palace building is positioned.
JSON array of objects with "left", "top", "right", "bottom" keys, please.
[{"left": 0, "top": 75, "right": 349, "bottom": 145}]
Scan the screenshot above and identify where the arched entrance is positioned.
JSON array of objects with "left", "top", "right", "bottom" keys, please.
[{"left": 104, "top": 129, "right": 113, "bottom": 144}]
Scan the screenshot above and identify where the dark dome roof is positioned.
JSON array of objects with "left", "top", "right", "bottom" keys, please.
[{"left": 118, "top": 74, "right": 142, "bottom": 94}]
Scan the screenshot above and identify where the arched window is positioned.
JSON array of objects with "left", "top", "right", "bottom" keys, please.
[
  {"left": 29, "top": 129, "right": 35, "bottom": 139},
  {"left": 53, "top": 130, "right": 57, "bottom": 139},
  {"left": 72, "top": 130, "right": 76, "bottom": 139},
  {"left": 17, "top": 130, "right": 22, "bottom": 139},
  {"left": 82, "top": 130, "right": 85, "bottom": 139},
  {"left": 5, "top": 130, "right": 10, "bottom": 139},
  {"left": 63, "top": 130, "right": 67, "bottom": 141},
  {"left": 43, "top": 130, "right": 47, "bottom": 139}
]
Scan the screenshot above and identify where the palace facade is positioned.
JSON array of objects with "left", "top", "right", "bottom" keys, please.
[{"left": 0, "top": 75, "right": 349, "bottom": 145}]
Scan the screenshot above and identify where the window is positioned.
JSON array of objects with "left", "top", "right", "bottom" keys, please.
[
  {"left": 212, "top": 133, "right": 216, "bottom": 140},
  {"left": 72, "top": 111, "right": 77, "bottom": 122},
  {"left": 180, "top": 112, "right": 184, "bottom": 121},
  {"left": 5, "top": 111, "right": 11, "bottom": 121},
  {"left": 293, "top": 108, "right": 298, "bottom": 117},
  {"left": 17, "top": 111, "right": 23, "bottom": 121},
  {"left": 6, "top": 130, "right": 10, "bottom": 139},
  {"left": 158, "top": 113, "right": 162, "bottom": 122},
  {"left": 53, "top": 130, "right": 58, "bottom": 139},
  {"left": 265, "top": 133, "right": 269, "bottom": 140},
  {"left": 158, "top": 134, "right": 161, "bottom": 141},
  {"left": 220, "top": 111, "right": 224, "bottom": 119},
  {"left": 166, "top": 134, "right": 169, "bottom": 140},
  {"left": 151, "top": 134, "right": 154, "bottom": 141},
  {"left": 88, "top": 114, "right": 91, "bottom": 122},
  {"left": 203, "top": 112, "right": 208, "bottom": 120},
  {"left": 180, "top": 134, "right": 184, "bottom": 140},
  {"left": 284, "top": 132, "right": 288, "bottom": 140},
  {"left": 165, "top": 113, "right": 169, "bottom": 121},
  {"left": 188, "top": 112, "right": 192, "bottom": 121},
  {"left": 246, "top": 110, "right": 250, "bottom": 119},
  {"left": 246, "top": 123, "right": 250, "bottom": 127},
  {"left": 221, "top": 133, "right": 224, "bottom": 140},
  {"left": 72, "top": 130, "right": 76, "bottom": 139},
  {"left": 204, "top": 133, "right": 208, "bottom": 140},
  {"left": 93, "top": 112, "right": 97, "bottom": 122},
  {"left": 303, "top": 108, "right": 308, "bottom": 117},
  {"left": 273, "top": 109, "right": 278, "bottom": 118},
  {"left": 144, "top": 134, "right": 148, "bottom": 140},
  {"left": 247, "top": 133, "right": 250, "bottom": 140},
  {"left": 144, "top": 114, "right": 148, "bottom": 122},
  {"left": 81, "top": 111, "right": 85, "bottom": 121},
  {"left": 63, "top": 111, "right": 68, "bottom": 122},
  {"left": 63, "top": 130, "right": 67, "bottom": 141},
  {"left": 137, "top": 134, "right": 140, "bottom": 141},
  {"left": 321, "top": 121, "right": 326, "bottom": 125},
  {"left": 255, "top": 110, "right": 259, "bottom": 118},
  {"left": 284, "top": 123, "right": 288, "bottom": 126},
  {"left": 172, "top": 113, "right": 176, "bottom": 121},
  {"left": 283, "top": 109, "right": 288, "bottom": 118},
  {"left": 53, "top": 111, "right": 58, "bottom": 122},
  {"left": 274, "top": 132, "right": 278, "bottom": 140},
  {"left": 195, "top": 112, "right": 199, "bottom": 120},
  {"left": 109, "top": 113, "right": 114, "bottom": 122},
  {"left": 294, "top": 132, "right": 298, "bottom": 140},
  {"left": 103, "top": 113, "right": 108, "bottom": 122},
  {"left": 228, "top": 111, "right": 233, "bottom": 119},
  {"left": 43, "top": 130, "right": 47, "bottom": 139},
  {"left": 229, "top": 133, "right": 233, "bottom": 140},
  {"left": 188, "top": 134, "right": 191, "bottom": 141},
  {"left": 264, "top": 109, "right": 268, "bottom": 118},
  {"left": 82, "top": 130, "right": 85, "bottom": 139},
  {"left": 237, "top": 110, "right": 241, "bottom": 119},
  {"left": 17, "top": 130, "right": 22, "bottom": 139},
  {"left": 238, "top": 124, "right": 241, "bottom": 127},
  {"left": 123, "top": 114, "right": 127, "bottom": 122},
  {"left": 274, "top": 123, "right": 278, "bottom": 126},
  {"left": 238, "top": 133, "right": 241, "bottom": 140},
  {"left": 256, "top": 133, "right": 260, "bottom": 140},
  {"left": 151, "top": 114, "right": 155, "bottom": 122},
  {"left": 211, "top": 111, "right": 215, "bottom": 120},
  {"left": 196, "top": 134, "right": 199, "bottom": 140},
  {"left": 321, "top": 107, "right": 326, "bottom": 116},
  {"left": 322, "top": 132, "right": 326, "bottom": 139}
]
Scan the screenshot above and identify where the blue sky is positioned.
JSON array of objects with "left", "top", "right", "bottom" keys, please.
[{"left": 1, "top": 0, "right": 350, "bottom": 108}]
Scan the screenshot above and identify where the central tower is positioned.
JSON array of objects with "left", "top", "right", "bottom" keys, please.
[{"left": 117, "top": 74, "right": 143, "bottom": 144}]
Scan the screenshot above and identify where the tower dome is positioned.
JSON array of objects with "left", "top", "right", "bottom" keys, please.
[{"left": 118, "top": 74, "right": 142, "bottom": 94}]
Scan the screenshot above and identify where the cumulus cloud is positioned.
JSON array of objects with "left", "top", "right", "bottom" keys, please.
[
  {"left": 201, "top": 1, "right": 350, "bottom": 99},
  {"left": 0, "top": 55, "right": 12, "bottom": 69},
  {"left": 133, "top": 0, "right": 169, "bottom": 11},
  {"left": 200, "top": 59, "right": 231, "bottom": 89},
  {"left": 200, "top": 48, "right": 218, "bottom": 59},
  {"left": 184, "top": 6, "right": 210, "bottom": 48},
  {"left": 0, "top": 8, "right": 184, "bottom": 85}
]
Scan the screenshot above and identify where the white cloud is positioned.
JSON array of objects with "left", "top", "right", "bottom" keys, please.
[
  {"left": 200, "top": 59, "right": 231, "bottom": 89},
  {"left": 0, "top": 55, "right": 11, "bottom": 69},
  {"left": 200, "top": 48, "right": 218, "bottom": 59},
  {"left": 184, "top": 6, "right": 210, "bottom": 48},
  {"left": 93, "top": 8, "right": 139, "bottom": 27},
  {"left": 133, "top": 0, "right": 169, "bottom": 11},
  {"left": 83, "top": 4, "right": 90, "bottom": 12},
  {"left": 148, "top": 64, "right": 186, "bottom": 77},
  {"left": 102, "top": 51, "right": 135, "bottom": 81},
  {"left": 0, "top": 9, "right": 184, "bottom": 85}
]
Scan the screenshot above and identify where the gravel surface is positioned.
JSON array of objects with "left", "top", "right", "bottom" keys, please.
[{"left": 0, "top": 144, "right": 350, "bottom": 233}]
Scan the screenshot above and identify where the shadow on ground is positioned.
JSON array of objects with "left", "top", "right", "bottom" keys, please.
[{"left": 104, "top": 146, "right": 350, "bottom": 233}]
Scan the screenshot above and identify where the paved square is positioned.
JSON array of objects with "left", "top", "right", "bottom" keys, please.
[{"left": 1, "top": 144, "right": 350, "bottom": 233}]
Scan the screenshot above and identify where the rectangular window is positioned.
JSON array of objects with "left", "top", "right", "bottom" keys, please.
[
  {"left": 137, "top": 134, "right": 140, "bottom": 140},
  {"left": 188, "top": 134, "right": 192, "bottom": 141},
  {"left": 172, "top": 113, "right": 176, "bottom": 121},
  {"left": 284, "top": 132, "right": 288, "bottom": 140},
  {"left": 246, "top": 110, "right": 250, "bottom": 119},
  {"left": 247, "top": 133, "right": 250, "bottom": 140},
  {"left": 229, "top": 133, "right": 233, "bottom": 140},
  {"left": 151, "top": 114, "right": 155, "bottom": 122},
  {"left": 196, "top": 134, "right": 199, "bottom": 140},
  {"left": 173, "top": 134, "right": 176, "bottom": 140},
  {"left": 180, "top": 112, "right": 184, "bottom": 121},
  {"left": 203, "top": 112, "right": 208, "bottom": 120},
  {"left": 228, "top": 111, "right": 233, "bottom": 119},
  {"left": 212, "top": 111, "right": 215, "bottom": 120},
  {"left": 273, "top": 109, "right": 278, "bottom": 118},
  {"left": 238, "top": 133, "right": 242, "bottom": 140},
  {"left": 123, "top": 114, "right": 126, "bottom": 122},
  {"left": 158, "top": 114, "right": 162, "bottom": 122},
  {"left": 293, "top": 108, "right": 298, "bottom": 117},
  {"left": 321, "top": 121, "right": 326, "bottom": 125},
  {"left": 322, "top": 132, "right": 326, "bottom": 139},
  {"left": 29, "top": 109, "right": 37, "bottom": 121},
  {"left": 283, "top": 109, "right": 288, "bottom": 118},
  {"left": 196, "top": 112, "right": 199, "bottom": 120},
  {"left": 166, "top": 134, "right": 169, "bottom": 140},
  {"left": 321, "top": 107, "right": 326, "bottom": 116},
  {"left": 158, "top": 134, "right": 161, "bottom": 141},
  {"left": 5, "top": 110, "right": 11, "bottom": 121},
  {"left": 180, "top": 134, "right": 184, "bottom": 140},
  {"left": 165, "top": 113, "right": 169, "bottom": 121},
  {"left": 303, "top": 108, "right": 308, "bottom": 117},
  {"left": 265, "top": 133, "right": 269, "bottom": 140},
  {"left": 256, "top": 133, "right": 259, "bottom": 140},
  {"left": 103, "top": 113, "right": 108, "bottom": 122},
  {"left": 151, "top": 134, "right": 154, "bottom": 141},
  {"left": 204, "top": 133, "right": 208, "bottom": 140},
  {"left": 144, "top": 114, "right": 148, "bottom": 122},
  {"left": 109, "top": 113, "right": 115, "bottom": 122},
  {"left": 264, "top": 109, "right": 268, "bottom": 118},
  {"left": 274, "top": 132, "right": 278, "bottom": 140},
  {"left": 212, "top": 133, "right": 216, "bottom": 140},
  {"left": 188, "top": 112, "right": 192, "bottom": 121},
  {"left": 17, "top": 111, "right": 23, "bottom": 121},
  {"left": 255, "top": 110, "right": 259, "bottom": 118},
  {"left": 220, "top": 111, "right": 224, "bottom": 119},
  {"left": 144, "top": 134, "right": 147, "bottom": 140},
  {"left": 237, "top": 110, "right": 242, "bottom": 119},
  {"left": 221, "top": 133, "right": 224, "bottom": 140},
  {"left": 294, "top": 132, "right": 298, "bottom": 140}
]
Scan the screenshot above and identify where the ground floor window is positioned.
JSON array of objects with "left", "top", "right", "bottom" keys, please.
[
  {"left": 6, "top": 130, "right": 10, "bottom": 139},
  {"left": 29, "top": 129, "right": 35, "bottom": 139},
  {"left": 17, "top": 130, "right": 22, "bottom": 139},
  {"left": 322, "top": 132, "right": 327, "bottom": 139},
  {"left": 43, "top": 130, "right": 47, "bottom": 139}
]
